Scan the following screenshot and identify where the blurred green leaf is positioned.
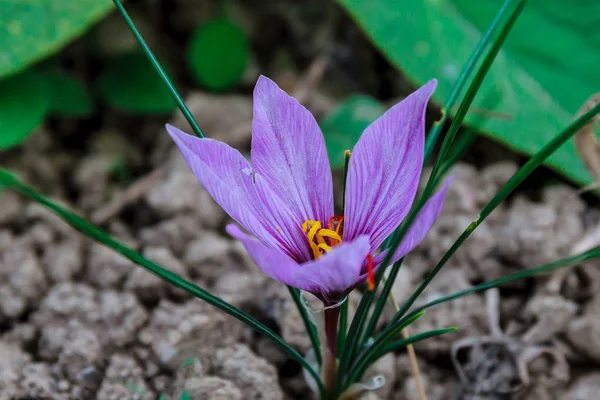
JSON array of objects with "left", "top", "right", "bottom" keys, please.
[
  {"left": 339, "top": 0, "right": 600, "bottom": 186},
  {"left": 43, "top": 71, "right": 93, "bottom": 116},
  {"left": 0, "top": 0, "right": 113, "bottom": 79},
  {"left": 97, "top": 52, "right": 176, "bottom": 114},
  {"left": 0, "top": 70, "right": 51, "bottom": 150},
  {"left": 180, "top": 392, "right": 191, "bottom": 400},
  {"left": 320, "top": 95, "right": 386, "bottom": 167},
  {"left": 187, "top": 19, "right": 248, "bottom": 91}
]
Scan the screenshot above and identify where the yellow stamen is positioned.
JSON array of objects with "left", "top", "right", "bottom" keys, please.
[{"left": 303, "top": 219, "right": 344, "bottom": 259}]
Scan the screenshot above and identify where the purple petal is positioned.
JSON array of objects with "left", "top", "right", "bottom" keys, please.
[
  {"left": 251, "top": 76, "right": 334, "bottom": 227},
  {"left": 228, "top": 224, "right": 370, "bottom": 296},
  {"left": 167, "top": 124, "right": 311, "bottom": 261},
  {"left": 293, "top": 235, "right": 371, "bottom": 296},
  {"left": 227, "top": 224, "right": 300, "bottom": 287},
  {"left": 343, "top": 80, "right": 437, "bottom": 252},
  {"left": 369, "top": 178, "right": 452, "bottom": 272}
]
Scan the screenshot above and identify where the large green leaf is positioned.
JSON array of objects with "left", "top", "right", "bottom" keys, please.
[
  {"left": 0, "top": 70, "right": 51, "bottom": 150},
  {"left": 339, "top": 0, "right": 599, "bottom": 186},
  {"left": 320, "top": 95, "right": 386, "bottom": 167},
  {"left": 43, "top": 70, "right": 94, "bottom": 116},
  {"left": 187, "top": 18, "right": 249, "bottom": 92},
  {"left": 0, "top": 0, "right": 114, "bottom": 79},
  {"left": 97, "top": 52, "right": 176, "bottom": 114}
]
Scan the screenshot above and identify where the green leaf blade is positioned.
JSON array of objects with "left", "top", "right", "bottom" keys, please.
[
  {"left": 338, "top": 0, "right": 599, "bottom": 186},
  {"left": 187, "top": 19, "right": 248, "bottom": 92},
  {"left": 320, "top": 95, "right": 386, "bottom": 168},
  {"left": 44, "top": 71, "right": 94, "bottom": 116},
  {"left": 97, "top": 52, "right": 177, "bottom": 114},
  {"left": 0, "top": 0, "right": 113, "bottom": 79},
  {"left": 0, "top": 70, "right": 51, "bottom": 150}
]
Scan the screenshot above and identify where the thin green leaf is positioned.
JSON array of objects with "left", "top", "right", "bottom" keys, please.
[
  {"left": 361, "top": 258, "right": 404, "bottom": 344},
  {"left": 422, "top": 0, "right": 516, "bottom": 164},
  {"left": 0, "top": 169, "right": 325, "bottom": 397},
  {"left": 390, "top": 100, "right": 600, "bottom": 330},
  {"left": 352, "top": 327, "right": 456, "bottom": 383},
  {"left": 436, "top": 127, "right": 478, "bottom": 180},
  {"left": 288, "top": 286, "right": 321, "bottom": 365},
  {"left": 422, "top": 0, "right": 527, "bottom": 202},
  {"left": 97, "top": 52, "right": 177, "bottom": 114},
  {"left": 337, "top": 297, "right": 348, "bottom": 359},
  {"left": 111, "top": 0, "right": 204, "bottom": 138},
  {"left": 344, "top": 2, "right": 528, "bottom": 373},
  {"left": 334, "top": 288, "right": 376, "bottom": 396},
  {"left": 346, "top": 311, "right": 428, "bottom": 385},
  {"left": 394, "top": 245, "right": 600, "bottom": 334}
]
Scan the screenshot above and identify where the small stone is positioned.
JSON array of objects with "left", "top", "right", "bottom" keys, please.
[
  {"left": 96, "top": 354, "right": 154, "bottom": 400},
  {"left": 364, "top": 353, "right": 396, "bottom": 398},
  {"left": 139, "top": 299, "right": 243, "bottom": 369},
  {"left": 3, "top": 243, "right": 47, "bottom": 303},
  {"left": 395, "top": 355, "right": 459, "bottom": 400},
  {"left": 0, "top": 190, "right": 23, "bottom": 224},
  {"left": 214, "top": 344, "right": 283, "bottom": 400},
  {"left": 43, "top": 239, "right": 83, "bottom": 282},
  {"left": 0, "top": 340, "right": 31, "bottom": 396},
  {"left": 56, "top": 321, "right": 102, "bottom": 381},
  {"left": 522, "top": 294, "right": 578, "bottom": 343},
  {"left": 34, "top": 283, "right": 99, "bottom": 323},
  {"left": 146, "top": 151, "right": 223, "bottom": 227},
  {"left": 170, "top": 93, "right": 253, "bottom": 148},
  {"left": 25, "top": 202, "right": 74, "bottom": 237},
  {"left": 565, "top": 373, "right": 600, "bottom": 400},
  {"left": 180, "top": 376, "right": 243, "bottom": 400},
  {"left": 213, "top": 270, "right": 267, "bottom": 307},
  {"left": 139, "top": 215, "right": 204, "bottom": 254},
  {"left": 411, "top": 268, "right": 488, "bottom": 356},
  {"left": 184, "top": 232, "right": 233, "bottom": 281},
  {"left": 126, "top": 246, "right": 190, "bottom": 303},
  {"left": 98, "top": 291, "right": 148, "bottom": 347},
  {"left": 567, "top": 295, "right": 600, "bottom": 363},
  {"left": 86, "top": 243, "right": 136, "bottom": 288}
]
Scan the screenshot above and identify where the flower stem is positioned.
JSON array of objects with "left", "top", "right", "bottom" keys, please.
[{"left": 323, "top": 306, "right": 341, "bottom": 396}]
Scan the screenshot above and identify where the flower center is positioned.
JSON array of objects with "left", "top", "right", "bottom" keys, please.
[{"left": 302, "top": 216, "right": 344, "bottom": 259}]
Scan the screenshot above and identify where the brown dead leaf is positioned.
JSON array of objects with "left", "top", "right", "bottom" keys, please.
[{"left": 574, "top": 93, "right": 600, "bottom": 190}]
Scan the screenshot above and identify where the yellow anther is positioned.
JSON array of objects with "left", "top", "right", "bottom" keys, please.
[
  {"left": 318, "top": 243, "right": 332, "bottom": 252},
  {"left": 317, "top": 229, "right": 342, "bottom": 243},
  {"left": 302, "top": 218, "right": 344, "bottom": 259},
  {"left": 307, "top": 221, "right": 321, "bottom": 243}
]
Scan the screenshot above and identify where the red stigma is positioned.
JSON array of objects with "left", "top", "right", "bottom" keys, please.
[
  {"left": 327, "top": 216, "right": 344, "bottom": 235},
  {"left": 367, "top": 254, "right": 375, "bottom": 291}
]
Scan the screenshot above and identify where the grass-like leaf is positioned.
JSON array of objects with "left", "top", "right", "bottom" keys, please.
[
  {"left": 390, "top": 244, "right": 600, "bottom": 342},
  {"left": 288, "top": 286, "right": 322, "bottom": 365},
  {"left": 112, "top": 0, "right": 204, "bottom": 138},
  {"left": 351, "top": 327, "right": 456, "bottom": 384},
  {"left": 0, "top": 169, "right": 325, "bottom": 397},
  {"left": 421, "top": 0, "right": 527, "bottom": 202},
  {"left": 389, "top": 100, "right": 600, "bottom": 329},
  {"left": 337, "top": 1, "right": 528, "bottom": 390},
  {"left": 361, "top": 258, "right": 404, "bottom": 344},
  {"left": 344, "top": 310, "right": 426, "bottom": 387},
  {"left": 422, "top": 0, "right": 517, "bottom": 163},
  {"left": 337, "top": 297, "right": 349, "bottom": 359}
]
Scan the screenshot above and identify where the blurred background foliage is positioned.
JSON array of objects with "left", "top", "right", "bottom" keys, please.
[{"left": 0, "top": 0, "right": 598, "bottom": 187}]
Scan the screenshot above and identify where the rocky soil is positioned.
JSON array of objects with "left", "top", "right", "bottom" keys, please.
[
  {"left": 2, "top": 114, "right": 600, "bottom": 399},
  {"left": 2, "top": 1, "right": 600, "bottom": 399}
]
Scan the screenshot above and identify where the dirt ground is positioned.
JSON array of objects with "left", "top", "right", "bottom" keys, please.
[{"left": 2, "top": 1, "right": 600, "bottom": 399}]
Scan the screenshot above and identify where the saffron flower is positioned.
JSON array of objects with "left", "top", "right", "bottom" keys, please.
[{"left": 167, "top": 76, "right": 450, "bottom": 304}]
